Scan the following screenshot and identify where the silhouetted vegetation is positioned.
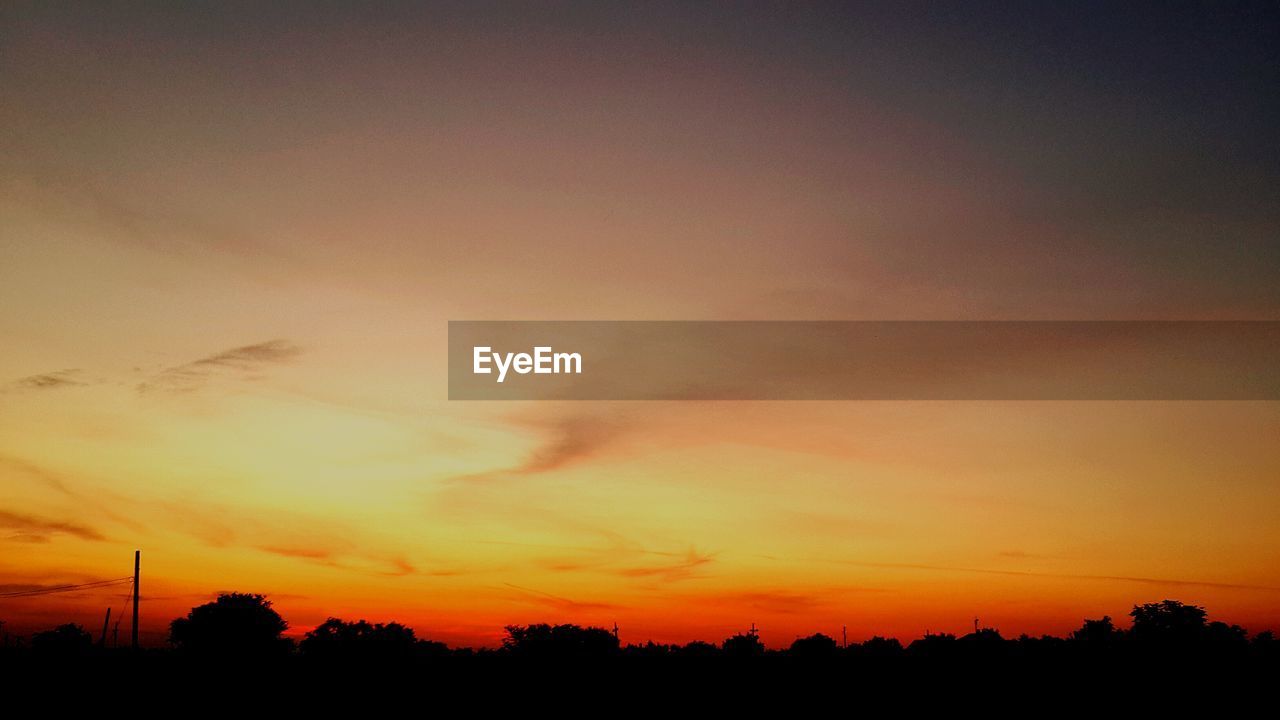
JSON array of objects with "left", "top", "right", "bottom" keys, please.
[
  {"left": 789, "top": 633, "right": 839, "bottom": 658},
  {"left": 721, "top": 628, "right": 766, "bottom": 657},
  {"left": 31, "top": 623, "right": 94, "bottom": 657},
  {"left": 4, "top": 597, "right": 1277, "bottom": 688},
  {"left": 851, "top": 635, "right": 904, "bottom": 661},
  {"left": 301, "top": 618, "right": 448, "bottom": 661},
  {"left": 168, "top": 592, "right": 291, "bottom": 657},
  {"left": 1128, "top": 599, "right": 1250, "bottom": 655},
  {"left": 501, "top": 623, "right": 619, "bottom": 658}
]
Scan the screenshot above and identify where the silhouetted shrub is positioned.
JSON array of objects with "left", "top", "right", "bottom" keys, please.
[
  {"left": 676, "top": 640, "right": 720, "bottom": 658},
  {"left": 1252, "top": 630, "right": 1277, "bottom": 661},
  {"left": 301, "top": 618, "right": 446, "bottom": 661},
  {"left": 956, "top": 628, "right": 1007, "bottom": 660},
  {"left": 721, "top": 630, "right": 765, "bottom": 658},
  {"left": 31, "top": 623, "right": 94, "bottom": 656},
  {"left": 906, "top": 632, "right": 957, "bottom": 659},
  {"left": 169, "top": 592, "right": 291, "bottom": 657},
  {"left": 854, "top": 636, "right": 904, "bottom": 660},
  {"left": 1130, "top": 600, "right": 1207, "bottom": 645},
  {"left": 1071, "top": 616, "right": 1120, "bottom": 646},
  {"left": 501, "top": 623, "right": 619, "bottom": 658},
  {"left": 624, "top": 641, "right": 676, "bottom": 658},
  {"left": 790, "top": 633, "right": 839, "bottom": 658}
]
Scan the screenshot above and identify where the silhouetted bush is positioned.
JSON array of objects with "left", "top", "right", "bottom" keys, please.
[
  {"left": 675, "top": 640, "right": 720, "bottom": 658},
  {"left": 169, "top": 592, "right": 291, "bottom": 657},
  {"left": 4, "top": 595, "right": 1275, "bottom": 679},
  {"left": 853, "top": 636, "right": 904, "bottom": 660},
  {"left": 955, "top": 628, "right": 1008, "bottom": 661},
  {"left": 1130, "top": 600, "right": 1207, "bottom": 645},
  {"left": 31, "top": 623, "right": 94, "bottom": 656},
  {"left": 501, "top": 623, "right": 619, "bottom": 658},
  {"left": 1071, "top": 615, "right": 1120, "bottom": 646},
  {"left": 790, "top": 633, "right": 839, "bottom": 658},
  {"left": 1126, "top": 599, "right": 1252, "bottom": 658},
  {"left": 1014, "top": 633, "right": 1068, "bottom": 661},
  {"left": 624, "top": 640, "right": 676, "bottom": 658},
  {"left": 906, "top": 632, "right": 957, "bottom": 659},
  {"left": 301, "top": 618, "right": 447, "bottom": 661},
  {"left": 1252, "top": 630, "right": 1277, "bottom": 661},
  {"left": 721, "top": 630, "right": 765, "bottom": 657}
]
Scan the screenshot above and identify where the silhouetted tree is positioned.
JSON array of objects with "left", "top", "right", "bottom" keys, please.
[
  {"left": 7, "top": 596, "right": 1275, "bottom": 674},
  {"left": 1070, "top": 615, "right": 1119, "bottom": 645},
  {"left": 856, "top": 636, "right": 904, "bottom": 660},
  {"left": 676, "top": 640, "right": 719, "bottom": 657},
  {"left": 31, "top": 623, "right": 94, "bottom": 656},
  {"left": 301, "top": 618, "right": 434, "bottom": 660},
  {"left": 956, "top": 627, "right": 1007, "bottom": 660},
  {"left": 1129, "top": 600, "right": 1207, "bottom": 646},
  {"left": 1204, "top": 621, "right": 1249, "bottom": 650},
  {"left": 790, "top": 633, "right": 839, "bottom": 658},
  {"left": 1014, "top": 633, "right": 1068, "bottom": 661},
  {"left": 624, "top": 640, "right": 675, "bottom": 658},
  {"left": 1252, "top": 630, "right": 1277, "bottom": 661},
  {"left": 721, "top": 630, "right": 765, "bottom": 657},
  {"left": 501, "top": 623, "right": 618, "bottom": 658},
  {"left": 906, "top": 632, "right": 957, "bottom": 659},
  {"left": 169, "top": 592, "right": 291, "bottom": 657}
]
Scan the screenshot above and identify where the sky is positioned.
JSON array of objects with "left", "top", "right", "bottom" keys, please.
[{"left": 1, "top": 1, "right": 1278, "bottom": 648}]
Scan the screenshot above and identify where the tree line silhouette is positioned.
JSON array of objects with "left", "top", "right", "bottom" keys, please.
[{"left": 4, "top": 594, "right": 1276, "bottom": 667}]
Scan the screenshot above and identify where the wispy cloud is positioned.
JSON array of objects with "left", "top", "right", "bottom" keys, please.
[
  {"left": 483, "top": 536, "right": 715, "bottom": 584},
  {"left": 682, "top": 586, "right": 887, "bottom": 616},
  {"left": 835, "top": 559, "right": 1280, "bottom": 592},
  {"left": 452, "top": 411, "right": 633, "bottom": 484},
  {"left": 0, "top": 454, "right": 74, "bottom": 495},
  {"left": 617, "top": 548, "right": 715, "bottom": 582},
  {"left": 514, "top": 414, "right": 629, "bottom": 474},
  {"left": 257, "top": 545, "right": 337, "bottom": 562},
  {"left": 4, "top": 369, "right": 86, "bottom": 392},
  {"left": 137, "top": 340, "right": 303, "bottom": 393},
  {"left": 255, "top": 544, "right": 419, "bottom": 577},
  {"left": 502, "top": 583, "right": 618, "bottom": 613},
  {"left": 9, "top": 174, "right": 292, "bottom": 266},
  {"left": 998, "top": 550, "right": 1060, "bottom": 561},
  {"left": 705, "top": 590, "right": 826, "bottom": 615},
  {"left": 0, "top": 455, "right": 151, "bottom": 535},
  {"left": 0, "top": 510, "right": 106, "bottom": 542},
  {"left": 145, "top": 498, "right": 434, "bottom": 578}
]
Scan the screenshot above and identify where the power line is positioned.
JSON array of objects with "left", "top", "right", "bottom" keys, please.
[
  {"left": 0, "top": 577, "right": 133, "bottom": 599},
  {"left": 112, "top": 579, "right": 135, "bottom": 647}
]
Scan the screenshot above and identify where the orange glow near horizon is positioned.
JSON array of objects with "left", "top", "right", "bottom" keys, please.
[
  {"left": 4, "top": 391, "right": 1278, "bottom": 648},
  {"left": 2, "top": 3, "right": 1279, "bottom": 649}
]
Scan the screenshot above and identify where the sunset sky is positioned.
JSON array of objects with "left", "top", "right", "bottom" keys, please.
[{"left": 2, "top": 2, "right": 1278, "bottom": 648}]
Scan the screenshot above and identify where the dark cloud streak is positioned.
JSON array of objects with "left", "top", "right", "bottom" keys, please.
[
  {"left": 502, "top": 583, "right": 617, "bottom": 612},
  {"left": 4, "top": 369, "right": 86, "bottom": 392},
  {"left": 0, "top": 510, "right": 106, "bottom": 542},
  {"left": 137, "top": 340, "right": 303, "bottom": 393}
]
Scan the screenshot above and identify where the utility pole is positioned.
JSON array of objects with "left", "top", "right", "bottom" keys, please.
[
  {"left": 842, "top": 625, "right": 847, "bottom": 649},
  {"left": 131, "top": 549, "right": 140, "bottom": 650},
  {"left": 99, "top": 607, "right": 112, "bottom": 647}
]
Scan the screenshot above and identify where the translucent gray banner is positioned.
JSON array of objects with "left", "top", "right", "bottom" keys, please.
[{"left": 448, "top": 321, "right": 1280, "bottom": 400}]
